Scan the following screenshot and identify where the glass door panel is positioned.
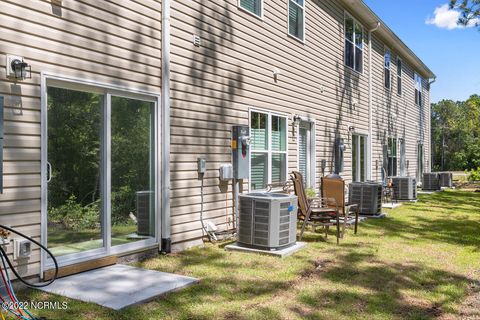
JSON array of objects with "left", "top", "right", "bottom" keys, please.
[
  {"left": 110, "top": 96, "right": 156, "bottom": 246},
  {"left": 47, "top": 87, "right": 104, "bottom": 257}
]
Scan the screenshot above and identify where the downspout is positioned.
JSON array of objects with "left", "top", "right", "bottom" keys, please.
[
  {"left": 428, "top": 76, "right": 437, "bottom": 173},
  {"left": 368, "top": 22, "right": 380, "bottom": 181},
  {"left": 161, "top": 0, "right": 171, "bottom": 253}
]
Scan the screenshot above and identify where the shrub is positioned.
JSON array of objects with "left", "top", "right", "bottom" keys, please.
[
  {"left": 306, "top": 187, "right": 317, "bottom": 198},
  {"left": 466, "top": 167, "right": 480, "bottom": 182},
  {"left": 49, "top": 195, "right": 100, "bottom": 230}
]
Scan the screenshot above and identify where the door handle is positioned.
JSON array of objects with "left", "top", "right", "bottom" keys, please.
[{"left": 47, "top": 162, "right": 52, "bottom": 182}]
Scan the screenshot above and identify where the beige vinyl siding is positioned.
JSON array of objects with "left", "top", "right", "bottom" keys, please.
[
  {"left": 370, "top": 34, "right": 431, "bottom": 181},
  {"left": 169, "top": 0, "right": 372, "bottom": 249},
  {"left": 0, "top": 0, "right": 161, "bottom": 278}
]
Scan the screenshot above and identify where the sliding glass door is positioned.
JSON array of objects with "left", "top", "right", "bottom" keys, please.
[{"left": 45, "top": 81, "right": 158, "bottom": 267}]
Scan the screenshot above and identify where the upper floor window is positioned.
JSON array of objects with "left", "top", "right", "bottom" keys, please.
[
  {"left": 415, "top": 73, "right": 422, "bottom": 106},
  {"left": 345, "top": 14, "right": 363, "bottom": 73},
  {"left": 397, "top": 58, "right": 402, "bottom": 96},
  {"left": 384, "top": 49, "right": 391, "bottom": 89},
  {"left": 288, "top": 0, "right": 305, "bottom": 41},
  {"left": 239, "top": 0, "right": 262, "bottom": 18}
]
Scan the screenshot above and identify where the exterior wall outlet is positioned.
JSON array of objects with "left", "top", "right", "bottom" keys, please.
[
  {"left": 13, "top": 239, "right": 31, "bottom": 260},
  {"left": 0, "top": 226, "right": 11, "bottom": 246}
]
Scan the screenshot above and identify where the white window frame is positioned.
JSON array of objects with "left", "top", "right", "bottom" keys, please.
[
  {"left": 40, "top": 73, "right": 162, "bottom": 273},
  {"left": 238, "top": 0, "right": 263, "bottom": 20},
  {"left": 397, "top": 57, "right": 403, "bottom": 96},
  {"left": 344, "top": 12, "right": 364, "bottom": 74},
  {"left": 414, "top": 73, "right": 422, "bottom": 106},
  {"left": 287, "top": 0, "right": 306, "bottom": 43},
  {"left": 296, "top": 118, "right": 316, "bottom": 188},
  {"left": 249, "top": 108, "right": 289, "bottom": 191},
  {"left": 384, "top": 48, "right": 391, "bottom": 90},
  {"left": 352, "top": 133, "right": 368, "bottom": 182}
]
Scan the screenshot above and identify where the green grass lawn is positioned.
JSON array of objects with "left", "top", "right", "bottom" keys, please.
[{"left": 18, "top": 190, "right": 480, "bottom": 320}]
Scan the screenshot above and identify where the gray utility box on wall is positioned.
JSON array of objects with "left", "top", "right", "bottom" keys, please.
[
  {"left": 423, "top": 173, "right": 441, "bottom": 191},
  {"left": 232, "top": 126, "right": 250, "bottom": 180},
  {"left": 348, "top": 182, "right": 382, "bottom": 215},
  {"left": 391, "top": 176, "right": 417, "bottom": 200},
  {"left": 238, "top": 193, "right": 297, "bottom": 250},
  {"left": 438, "top": 172, "right": 453, "bottom": 188}
]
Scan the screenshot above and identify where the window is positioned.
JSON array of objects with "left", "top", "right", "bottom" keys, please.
[
  {"left": 352, "top": 134, "right": 367, "bottom": 182},
  {"left": 397, "top": 58, "right": 402, "bottom": 95},
  {"left": 288, "top": 0, "right": 305, "bottom": 41},
  {"left": 415, "top": 73, "right": 422, "bottom": 106},
  {"left": 384, "top": 49, "right": 391, "bottom": 89},
  {"left": 387, "top": 137, "right": 397, "bottom": 177},
  {"left": 239, "top": 0, "right": 262, "bottom": 17},
  {"left": 298, "top": 121, "right": 314, "bottom": 187},
  {"left": 250, "top": 110, "right": 288, "bottom": 190},
  {"left": 345, "top": 14, "right": 363, "bottom": 73}
]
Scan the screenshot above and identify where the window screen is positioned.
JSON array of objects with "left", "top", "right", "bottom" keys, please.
[{"left": 240, "top": 0, "right": 262, "bottom": 17}]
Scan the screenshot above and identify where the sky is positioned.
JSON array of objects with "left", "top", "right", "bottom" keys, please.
[{"left": 363, "top": 0, "right": 480, "bottom": 103}]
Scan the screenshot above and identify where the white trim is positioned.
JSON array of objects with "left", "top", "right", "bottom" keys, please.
[
  {"left": 40, "top": 73, "right": 48, "bottom": 278},
  {"left": 238, "top": 0, "right": 264, "bottom": 20},
  {"left": 344, "top": 11, "right": 365, "bottom": 74},
  {"left": 287, "top": 0, "right": 306, "bottom": 43},
  {"left": 249, "top": 108, "right": 289, "bottom": 191},
  {"left": 41, "top": 75, "right": 161, "bottom": 271}
]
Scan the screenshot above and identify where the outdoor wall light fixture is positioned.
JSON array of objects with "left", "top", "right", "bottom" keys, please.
[
  {"left": 6, "top": 55, "right": 31, "bottom": 80},
  {"left": 292, "top": 115, "right": 302, "bottom": 137},
  {"left": 348, "top": 126, "right": 355, "bottom": 133}
]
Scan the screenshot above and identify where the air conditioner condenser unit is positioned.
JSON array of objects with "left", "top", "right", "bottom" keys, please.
[
  {"left": 391, "top": 176, "right": 417, "bottom": 200},
  {"left": 238, "top": 193, "right": 297, "bottom": 250}
]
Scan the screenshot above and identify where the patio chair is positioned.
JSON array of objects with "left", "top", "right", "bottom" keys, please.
[
  {"left": 321, "top": 175, "right": 359, "bottom": 238},
  {"left": 291, "top": 171, "right": 340, "bottom": 244}
]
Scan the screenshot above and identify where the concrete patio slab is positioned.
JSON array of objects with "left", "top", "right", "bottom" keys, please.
[
  {"left": 360, "top": 213, "right": 387, "bottom": 219},
  {"left": 418, "top": 190, "right": 442, "bottom": 194},
  {"left": 40, "top": 264, "right": 198, "bottom": 310},
  {"left": 382, "top": 203, "right": 403, "bottom": 209},
  {"left": 225, "top": 242, "right": 307, "bottom": 258}
]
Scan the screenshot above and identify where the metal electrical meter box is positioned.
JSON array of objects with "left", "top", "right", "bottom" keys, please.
[
  {"left": 232, "top": 126, "right": 250, "bottom": 179},
  {"left": 197, "top": 157, "right": 206, "bottom": 174}
]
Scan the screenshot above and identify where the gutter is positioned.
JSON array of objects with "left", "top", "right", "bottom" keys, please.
[
  {"left": 427, "top": 76, "right": 437, "bottom": 173},
  {"left": 161, "top": 0, "right": 171, "bottom": 253},
  {"left": 368, "top": 22, "right": 380, "bottom": 181}
]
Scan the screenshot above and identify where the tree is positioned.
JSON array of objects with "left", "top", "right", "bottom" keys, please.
[
  {"left": 431, "top": 95, "right": 480, "bottom": 171},
  {"left": 450, "top": 0, "right": 480, "bottom": 28}
]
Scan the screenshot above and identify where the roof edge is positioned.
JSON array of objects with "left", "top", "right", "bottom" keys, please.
[{"left": 341, "top": 0, "right": 436, "bottom": 79}]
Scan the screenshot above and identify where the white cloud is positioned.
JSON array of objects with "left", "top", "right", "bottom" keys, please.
[{"left": 426, "top": 3, "right": 479, "bottom": 30}]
